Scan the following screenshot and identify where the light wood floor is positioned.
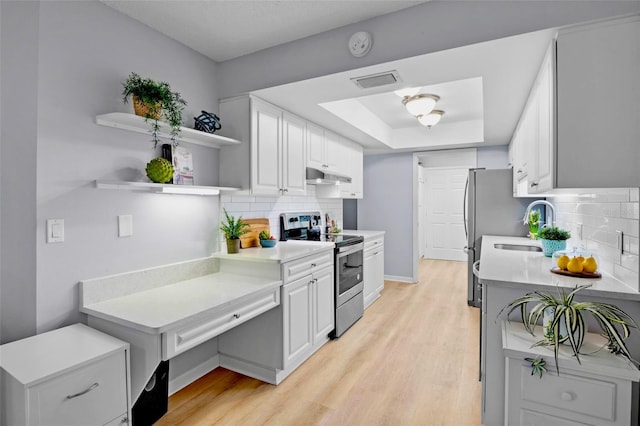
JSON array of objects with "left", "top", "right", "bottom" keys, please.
[{"left": 157, "top": 259, "right": 481, "bottom": 426}]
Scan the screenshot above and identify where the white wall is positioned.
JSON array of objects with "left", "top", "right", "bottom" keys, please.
[
  {"left": 550, "top": 188, "right": 639, "bottom": 291},
  {"left": 0, "top": 1, "right": 223, "bottom": 343},
  {"left": 217, "top": 1, "right": 640, "bottom": 98},
  {"left": 477, "top": 145, "right": 509, "bottom": 169},
  {"left": 358, "top": 153, "right": 415, "bottom": 281}
]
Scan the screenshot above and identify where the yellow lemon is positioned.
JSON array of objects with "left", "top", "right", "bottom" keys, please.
[
  {"left": 557, "top": 255, "right": 570, "bottom": 270},
  {"left": 583, "top": 256, "right": 598, "bottom": 273},
  {"left": 567, "top": 257, "right": 584, "bottom": 273}
]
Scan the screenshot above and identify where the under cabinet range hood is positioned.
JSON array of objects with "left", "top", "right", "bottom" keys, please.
[{"left": 306, "top": 167, "right": 352, "bottom": 185}]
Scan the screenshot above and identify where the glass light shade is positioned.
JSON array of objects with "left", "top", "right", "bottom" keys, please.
[
  {"left": 394, "top": 87, "right": 421, "bottom": 98},
  {"left": 418, "top": 110, "right": 445, "bottom": 128},
  {"left": 403, "top": 94, "right": 439, "bottom": 117}
]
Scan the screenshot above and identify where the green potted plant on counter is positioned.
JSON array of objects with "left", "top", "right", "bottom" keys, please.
[
  {"left": 528, "top": 209, "right": 541, "bottom": 240},
  {"left": 499, "top": 284, "right": 638, "bottom": 374},
  {"left": 537, "top": 226, "right": 570, "bottom": 257},
  {"left": 220, "top": 209, "right": 250, "bottom": 254},
  {"left": 122, "top": 72, "right": 187, "bottom": 148}
]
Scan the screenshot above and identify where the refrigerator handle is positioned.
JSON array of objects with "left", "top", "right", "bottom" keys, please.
[{"left": 463, "top": 176, "right": 469, "bottom": 239}]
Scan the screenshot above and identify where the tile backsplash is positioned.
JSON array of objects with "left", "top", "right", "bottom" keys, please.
[
  {"left": 219, "top": 186, "right": 343, "bottom": 247},
  {"left": 549, "top": 188, "right": 639, "bottom": 291}
]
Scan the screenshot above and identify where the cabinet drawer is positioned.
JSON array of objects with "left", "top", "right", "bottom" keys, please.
[
  {"left": 519, "top": 364, "right": 616, "bottom": 421},
  {"left": 163, "top": 288, "right": 280, "bottom": 359},
  {"left": 519, "top": 409, "right": 587, "bottom": 426},
  {"left": 364, "top": 237, "right": 384, "bottom": 252},
  {"left": 29, "top": 352, "right": 127, "bottom": 426},
  {"left": 283, "top": 251, "right": 333, "bottom": 284}
]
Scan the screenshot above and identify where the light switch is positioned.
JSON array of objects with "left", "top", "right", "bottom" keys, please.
[
  {"left": 118, "top": 215, "right": 133, "bottom": 237},
  {"left": 47, "top": 219, "right": 64, "bottom": 243}
]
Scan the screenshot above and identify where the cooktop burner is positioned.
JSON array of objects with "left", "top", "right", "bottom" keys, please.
[{"left": 280, "top": 211, "right": 363, "bottom": 247}]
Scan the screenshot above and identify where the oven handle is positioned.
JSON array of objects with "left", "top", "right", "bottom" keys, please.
[{"left": 337, "top": 242, "right": 364, "bottom": 255}]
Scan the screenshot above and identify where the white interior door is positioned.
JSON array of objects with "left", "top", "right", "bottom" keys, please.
[
  {"left": 418, "top": 166, "right": 426, "bottom": 259},
  {"left": 425, "top": 167, "right": 468, "bottom": 261}
]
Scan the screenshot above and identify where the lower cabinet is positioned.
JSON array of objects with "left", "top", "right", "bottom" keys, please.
[
  {"left": 363, "top": 235, "right": 385, "bottom": 309},
  {"left": 0, "top": 324, "right": 130, "bottom": 426},
  {"left": 218, "top": 252, "right": 334, "bottom": 384},
  {"left": 503, "top": 321, "right": 640, "bottom": 426}
]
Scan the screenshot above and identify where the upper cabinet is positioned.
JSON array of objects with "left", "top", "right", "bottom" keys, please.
[
  {"left": 511, "top": 15, "right": 640, "bottom": 196},
  {"left": 219, "top": 96, "right": 307, "bottom": 196},
  {"left": 556, "top": 15, "right": 640, "bottom": 188},
  {"left": 306, "top": 123, "right": 340, "bottom": 172}
]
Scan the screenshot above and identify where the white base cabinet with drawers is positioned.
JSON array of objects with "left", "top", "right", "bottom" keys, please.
[
  {"left": 218, "top": 248, "right": 335, "bottom": 384},
  {"left": 0, "top": 324, "right": 131, "bottom": 426},
  {"left": 502, "top": 321, "right": 640, "bottom": 426},
  {"left": 363, "top": 234, "right": 385, "bottom": 309}
]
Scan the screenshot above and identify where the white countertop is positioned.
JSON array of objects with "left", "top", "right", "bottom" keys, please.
[
  {"left": 479, "top": 235, "right": 640, "bottom": 301},
  {"left": 213, "top": 240, "right": 335, "bottom": 263},
  {"left": 0, "top": 324, "right": 128, "bottom": 386},
  {"left": 343, "top": 229, "right": 385, "bottom": 239},
  {"left": 80, "top": 272, "right": 282, "bottom": 334}
]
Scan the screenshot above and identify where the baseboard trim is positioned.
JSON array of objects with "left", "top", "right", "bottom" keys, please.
[
  {"left": 385, "top": 275, "right": 417, "bottom": 284},
  {"left": 169, "top": 354, "right": 220, "bottom": 395},
  {"left": 219, "top": 353, "right": 279, "bottom": 385}
]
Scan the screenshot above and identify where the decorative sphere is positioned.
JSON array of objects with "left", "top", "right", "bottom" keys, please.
[{"left": 146, "top": 157, "right": 174, "bottom": 183}]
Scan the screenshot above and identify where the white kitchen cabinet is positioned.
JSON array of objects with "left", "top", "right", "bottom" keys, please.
[
  {"left": 363, "top": 235, "right": 385, "bottom": 309},
  {"left": 503, "top": 321, "right": 640, "bottom": 426},
  {"left": 0, "top": 324, "right": 131, "bottom": 426},
  {"left": 339, "top": 140, "right": 364, "bottom": 199},
  {"left": 282, "top": 274, "right": 313, "bottom": 367},
  {"left": 217, "top": 248, "right": 335, "bottom": 384},
  {"left": 219, "top": 95, "right": 307, "bottom": 195},
  {"left": 306, "top": 123, "right": 339, "bottom": 172},
  {"left": 556, "top": 15, "right": 640, "bottom": 188}
]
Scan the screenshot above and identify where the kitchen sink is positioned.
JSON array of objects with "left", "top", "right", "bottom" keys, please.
[{"left": 493, "top": 243, "right": 542, "bottom": 252}]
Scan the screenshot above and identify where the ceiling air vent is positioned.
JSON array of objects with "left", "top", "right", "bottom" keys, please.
[{"left": 351, "top": 70, "right": 401, "bottom": 89}]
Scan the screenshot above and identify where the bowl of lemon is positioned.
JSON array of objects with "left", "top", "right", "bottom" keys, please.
[{"left": 551, "top": 249, "right": 601, "bottom": 278}]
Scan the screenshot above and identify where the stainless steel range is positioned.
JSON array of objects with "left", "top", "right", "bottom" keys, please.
[{"left": 280, "top": 212, "right": 364, "bottom": 338}]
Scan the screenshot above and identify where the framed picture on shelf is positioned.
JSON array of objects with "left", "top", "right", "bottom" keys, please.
[{"left": 172, "top": 145, "right": 194, "bottom": 185}]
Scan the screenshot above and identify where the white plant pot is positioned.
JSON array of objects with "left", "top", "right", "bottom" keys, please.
[{"left": 543, "top": 307, "right": 569, "bottom": 342}]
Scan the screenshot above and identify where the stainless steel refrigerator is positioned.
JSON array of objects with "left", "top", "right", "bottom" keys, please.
[{"left": 464, "top": 168, "right": 539, "bottom": 307}]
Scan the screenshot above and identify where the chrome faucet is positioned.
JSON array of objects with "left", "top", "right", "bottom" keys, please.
[{"left": 523, "top": 200, "right": 555, "bottom": 228}]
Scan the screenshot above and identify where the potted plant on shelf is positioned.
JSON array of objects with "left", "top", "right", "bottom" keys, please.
[
  {"left": 499, "top": 285, "right": 638, "bottom": 374},
  {"left": 537, "top": 226, "right": 570, "bottom": 257},
  {"left": 122, "top": 72, "right": 187, "bottom": 148},
  {"left": 259, "top": 230, "right": 277, "bottom": 248},
  {"left": 219, "top": 209, "right": 250, "bottom": 254}
]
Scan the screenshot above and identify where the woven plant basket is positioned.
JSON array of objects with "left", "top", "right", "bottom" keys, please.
[{"left": 132, "top": 96, "right": 162, "bottom": 120}]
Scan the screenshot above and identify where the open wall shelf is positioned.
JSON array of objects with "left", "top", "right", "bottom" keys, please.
[
  {"left": 95, "top": 180, "right": 240, "bottom": 196},
  {"left": 95, "top": 113, "right": 242, "bottom": 148}
]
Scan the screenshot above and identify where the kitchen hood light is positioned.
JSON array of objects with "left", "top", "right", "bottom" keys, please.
[
  {"left": 402, "top": 94, "right": 439, "bottom": 117},
  {"left": 419, "top": 110, "right": 445, "bottom": 128},
  {"left": 394, "top": 87, "right": 421, "bottom": 98},
  {"left": 306, "top": 167, "right": 352, "bottom": 185}
]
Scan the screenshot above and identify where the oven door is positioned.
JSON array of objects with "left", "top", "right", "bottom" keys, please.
[{"left": 335, "top": 242, "right": 364, "bottom": 307}]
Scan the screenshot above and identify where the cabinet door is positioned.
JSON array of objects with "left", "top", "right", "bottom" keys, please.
[
  {"left": 324, "top": 131, "right": 341, "bottom": 171},
  {"left": 306, "top": 122, "right": 325, "bottom": 170},
  {"left": 531, "top": 43, "right": 555, "bottom": 194},
  {"left": 556, "top": 17, "right": 640, "bottom": 188},
  {"left": 340, "top": 142, "right": 363, "bottom": 199},
  {"left": 282, "top": 275, "right": 312, "bottom": 368},
  {"left": 312, "top": 267, "right": 334, "bottom": 344},
  {"left": 373, "top": 248, "right": 385, "bottom": 293},
  {"left": 251, "top": 99, "right": 282, "bottom": 195},
  {"left": 363, "top": 249, "right": 376, "bottom": 308},
  {"left": 282, "top": 113, "right": 307, "bottom": 196}
]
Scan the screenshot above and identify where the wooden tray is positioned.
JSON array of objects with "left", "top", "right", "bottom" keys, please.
[
  {"left": 550, "top": 267, "right": 601, "bottom": 279},
  {"left": 239, "top": 218, "right": 270, "bottom": 248}
]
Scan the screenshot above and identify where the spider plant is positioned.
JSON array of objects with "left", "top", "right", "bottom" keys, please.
[
  {"left": 498, "top": 284, "right": 638, "bottom": 374},
  {"left": 525, "top": 357, "right": 547, "bottom": 378}
]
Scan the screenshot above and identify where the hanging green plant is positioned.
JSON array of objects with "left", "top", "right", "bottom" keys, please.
[
  {"left": 122, "top": 72, "right": 187, "bottom": 148},
  {"left": 499, "top": 284, "right": 638, "bottom": 374},
  {"left": 524, "top": 356, "right": 547, "bottom": 378}
]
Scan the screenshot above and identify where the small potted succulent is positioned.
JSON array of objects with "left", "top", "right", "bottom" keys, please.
[
  {"left": 219, "top": 209, "right": 249, "bottom": 254},
  {"left": 122, "top": 72, "right": 187, "bottom": 148},
  {"left": 499, "top": 285, "right": 638, "bottom": 374},
  {"left": 259, "top": 230, "right": 277, "bottom": 248},
  {"left": 537, "top": 226, "right": 570, "bottom": 257}
]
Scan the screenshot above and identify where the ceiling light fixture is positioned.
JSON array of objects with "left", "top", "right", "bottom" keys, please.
[
  {"left": 418, "top": 110, "right": 445, "bottom": 128},
  {"left": 402, "top": 94, "right": 440, "bottom": 117}
]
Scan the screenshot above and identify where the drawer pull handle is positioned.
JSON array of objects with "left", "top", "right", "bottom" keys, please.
[
  {"left": 66, "top": 382, "right": 99, "bottom": 399},
  {"left": 560, "top": 391, "right": 574, "bottom": 401},
  {"left": 233, "top": 313, "right": 240, "bottom": 319},
  {"left": 311, "top": 263, "right": 316, "bottom": 267}
]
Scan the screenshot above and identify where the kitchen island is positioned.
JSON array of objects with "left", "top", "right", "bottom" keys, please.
[{"left": 479, "top": 235, "right": 640, "bottom": 426}]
